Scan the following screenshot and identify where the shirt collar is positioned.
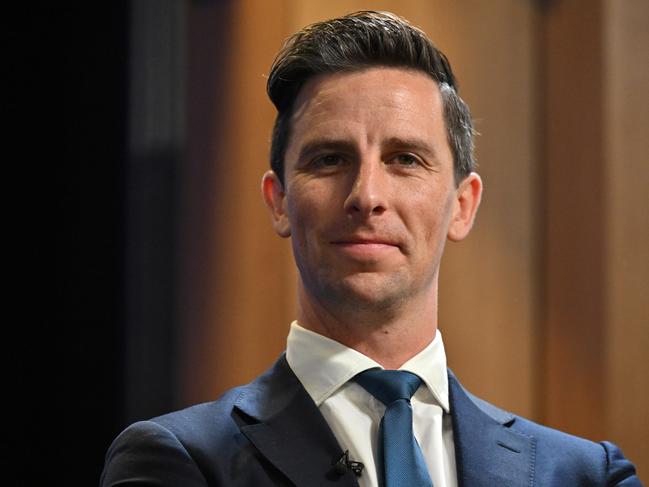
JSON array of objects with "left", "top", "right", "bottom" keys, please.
[{"left": 286, "top": 321, "right": 450, "bottom": 412}]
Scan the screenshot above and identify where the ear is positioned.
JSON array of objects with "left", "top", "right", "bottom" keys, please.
[
  {"left": 447, "top": 172, "right": 483, "bottom": 242},
  {"left": 261, "top": 170, "right": 291, "bottom": 238}
]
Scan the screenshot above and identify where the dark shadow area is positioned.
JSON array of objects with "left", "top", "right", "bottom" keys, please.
[
  {"left": 8, "top": 4, "right": 129, "bottom": 486},
  {"left": 6, "top": 1, "right": 233, "bottom": 485},
  {"left": 54, "top": 3, "right": 128, "bottom": 484}
]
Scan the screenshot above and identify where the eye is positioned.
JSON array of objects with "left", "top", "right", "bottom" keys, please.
[
  {"left": 313, "top": 154, "right": 345, "bottom": 168},
  {"left": 388, "top": 153, "right": 421, "bottom": 167}
]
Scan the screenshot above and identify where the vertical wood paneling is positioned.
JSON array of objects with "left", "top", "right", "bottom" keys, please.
[
  {"left": 431, "top": 1, "right": 539, "bottom": 420},
  {"left": 604, "top": 0, "right": 649, "bottom": 477},
  {"left": 542, "top": 0, "right": 606, "bottom": 440},
  {"left": 542, "top": 0, "right": 648, "bottom": 473},
  {"left": 179, "top": 0, "right": 294, "bottom": 405}
]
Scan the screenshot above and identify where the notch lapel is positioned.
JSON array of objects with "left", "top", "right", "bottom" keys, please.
[
  {"left": 449, "top": 371, "right": 536, "bottom": 487},
  {"left": 234, "top": 356, "right": 359, "bottom": 487}
]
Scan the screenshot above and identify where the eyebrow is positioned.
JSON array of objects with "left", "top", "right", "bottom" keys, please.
[
  {"left": 381, "top": 136, "right": 439, "bottom": 161},
  {"left": 297, "top": 139, "right": 357, "bottom": 162},
  {"left": 296, "top": 136, "right": 440, "bottom": 164}
]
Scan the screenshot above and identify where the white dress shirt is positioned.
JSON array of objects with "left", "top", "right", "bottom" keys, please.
[{"left": 286, "top": 322, "right": 458, "bottom": 487}]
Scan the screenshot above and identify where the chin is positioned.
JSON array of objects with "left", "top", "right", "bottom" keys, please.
[{"left": 319, "top": 272, "right": 411, "bottom": 312}]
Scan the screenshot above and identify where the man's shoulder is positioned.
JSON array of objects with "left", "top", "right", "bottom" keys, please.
[
  {"left": 148, "top": 384, "right": 246, "bottom": 442},
  {"left": 101, "top": 356, "right": 298, "bottom": 486},
  {"left": 146, "top": 354, "right": 296, "bottom": 441},
  {"left": 450, "top": 370, "right": 602, "bottom": 451},
  {"left": 467, "top": 390, "right": 605, "bottom": 455},
  {"left": 103, "top": 383, "right": 249, "bottom": 474},
  {"left": 510, "top": 411, "right": 638, "bottom": 483},
  {"left": 451, "top": 373, "right": 641, "bottom": 485}
]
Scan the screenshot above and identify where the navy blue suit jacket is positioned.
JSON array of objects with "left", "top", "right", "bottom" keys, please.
[{"left": 101, "top": 355, "right": 642, "bottom": 486}]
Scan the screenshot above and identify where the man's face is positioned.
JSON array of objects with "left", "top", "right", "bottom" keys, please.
[{"left": 263, "top": 67, "right": 481, "bottom": 314}]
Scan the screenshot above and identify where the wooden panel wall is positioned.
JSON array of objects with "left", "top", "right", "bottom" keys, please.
[
  {"left": 542, "top": 0, "right": 648, "bottom": 476},
  {"left": 604, "top": 1, "right": 649, "bottom": 476},
  {"left": 179, "top": 0, "right": 294, "bottom": 405},
  {"left": 543, "top": 0, "right": 608, "bottom": 441}
]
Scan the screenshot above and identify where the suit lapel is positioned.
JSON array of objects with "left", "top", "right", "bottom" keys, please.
[
  {"left": 449, "top": 371, "right": 536, "bottom": 487},
  {"left": 234, "top": 356, "right": 359, "bottom": 487},
  {"left": 233, "top": 357, "right": 536, "bottom": 486}
]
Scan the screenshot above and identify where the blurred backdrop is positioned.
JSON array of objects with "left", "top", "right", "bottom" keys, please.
[{"left": 49, "top": 0, "right": 647, "bottom": 485}]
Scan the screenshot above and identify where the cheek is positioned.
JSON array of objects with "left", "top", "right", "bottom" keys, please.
[
  {"left": 287, "top": 182, "right": 340, "bottom": 226},
  {"left": 286, "top": 195, "right": 315, "bottom": 233},
  {"left": 285, "top": 190, "right": 325, "bottom": 251},
  {"left": 408, "top": 190, "right": 455, "bottom": 243}
]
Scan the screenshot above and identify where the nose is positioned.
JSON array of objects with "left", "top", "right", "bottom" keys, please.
[{"left": 343, "top": 159, "right": 388, "bottom": 218}]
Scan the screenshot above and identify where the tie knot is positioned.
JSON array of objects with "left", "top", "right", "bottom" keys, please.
[{"left": 354, "top": 369, "right": 422, "bottom": 406}]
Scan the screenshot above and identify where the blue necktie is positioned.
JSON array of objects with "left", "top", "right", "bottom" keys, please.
[{"left": 355, "top": 369, "right": 433, "bottom": 487}]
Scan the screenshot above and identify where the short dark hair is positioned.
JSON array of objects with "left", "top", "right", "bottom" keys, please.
[{"left": 267, "top": 10, "right": 476, "bottom": 186}]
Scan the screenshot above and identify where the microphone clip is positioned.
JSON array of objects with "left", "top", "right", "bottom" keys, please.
[{"left": 333, "top": 450, "right": 364, "bottom": 477}]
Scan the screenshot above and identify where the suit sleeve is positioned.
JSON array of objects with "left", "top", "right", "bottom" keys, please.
[
  {"left": 100, "top": 421, "right": 208, "bottom": 487},
  {"left": 602, "top": 441, "right": 644, "bottom": 486}
]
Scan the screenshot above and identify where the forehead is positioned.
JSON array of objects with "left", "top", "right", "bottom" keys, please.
[{"left": 286, "top": 67, "right": 448, "bottom": 154}]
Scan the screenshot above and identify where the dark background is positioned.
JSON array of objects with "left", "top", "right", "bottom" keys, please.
[
  {"left": 10, "top": 3, "right": 133, "bottom": 485},
  {"left": 13, "top": 3, "right": 219, "bottom": 484},
  {"left": 52, "top": 4, "right": 129, "bottom": 484}
]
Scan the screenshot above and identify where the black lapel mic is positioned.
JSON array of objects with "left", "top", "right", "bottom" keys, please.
[{"left": 332, "top": 450, "right": 364, "bottom": 477}]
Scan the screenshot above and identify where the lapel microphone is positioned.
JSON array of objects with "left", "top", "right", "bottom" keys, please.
[{"left": 332, "top": 450, "right": 364, "bottom": 477}]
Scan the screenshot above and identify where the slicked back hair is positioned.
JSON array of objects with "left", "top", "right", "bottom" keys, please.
[{"left": 267, "top": 10, "right": 476, "bottom": 186}]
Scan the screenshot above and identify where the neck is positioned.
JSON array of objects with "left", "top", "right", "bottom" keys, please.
[{"left": 296, "top": 283, "right": 438, "bottom": 369}]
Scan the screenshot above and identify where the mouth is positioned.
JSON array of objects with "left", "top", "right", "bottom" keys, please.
[{"left": 330, "top": 237, "right": 401, "bottom": 258}]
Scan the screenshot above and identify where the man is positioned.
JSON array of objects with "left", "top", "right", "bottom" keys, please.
[{"left": 101, "top": 11, "right": 641, "bottom": 486}]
